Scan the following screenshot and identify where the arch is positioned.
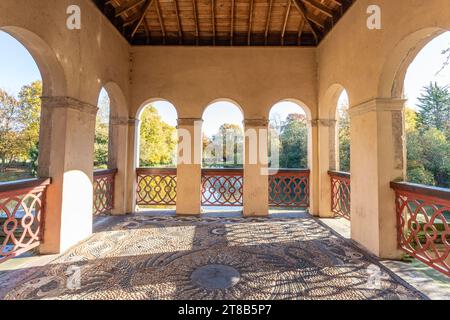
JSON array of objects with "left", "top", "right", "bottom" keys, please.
[
  {"left": 0, "top": 26, "right": 66, "bottom": 97},
  {"left": 202, "top": 98, "right": 245, "bottom": 119},
  {"left": 378, "top": 27, "right": 449, "bottom": 99},
  {"left": 321, "top": 84, "right": 348, "bottom": 120},
  {"left": 136, "top": 99, "right": 179, "bottom": 168},
  {"left": 202, "top": 99, "right": 244, "bottom": 169},
  {"left": 101, "top": 82, "right": 129, "bottom": 119},
  {"left": 268, "top": 99, "right": 312, "bottom": 169},
  {"left": 267, "top": 98, "right": 312, "bottom": 121},
  {"left": 136, "top": 98, "right": 179, "bottom": 120}
]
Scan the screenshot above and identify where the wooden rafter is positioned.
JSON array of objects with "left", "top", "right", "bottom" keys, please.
[
  {"left": 131, "top": 0, "right": 154, "bottom": 38},
  {"left": 281, "top": 0, "right": 292, "bottom": 45},
  {"left": 154, "top": 0, "right": 166, "bottom": 44},
  {"left": 292, "top": 0, "right": 321, "bottom": 43},
  {"left": 96, "top": 0, "right": 355, "bottom": 46},
  {"left": 230, "top": 0, "right": 235, "bottom": 45},
  {"left": 192, "top": 0, "right": 199, "bottom": 44},
  {"left": 173, "top": 0, "right": 183, "bottom": 44},
  {"left": 211, "top": 0, "right": 216, "bottom": 45},
  {"left": 264, "top": 0, "right": 274, "bottom": 45}
]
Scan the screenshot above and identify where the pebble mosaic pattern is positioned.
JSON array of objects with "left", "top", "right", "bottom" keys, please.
[{"left": 1, "top": 215, "right": 426, "bottom": 300}]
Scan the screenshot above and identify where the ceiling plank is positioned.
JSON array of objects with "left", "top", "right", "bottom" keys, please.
[
  {"left": 131, "top": 0, "right": 154, "bottom": 39},
  {"left": 264, "top": 0, "right": 274, "bottom": 45},
  {"left": 192, "top": 0, "right": 199, "bottom": 45},
  {"left": 248, "top": 0, "right": 254, "bottom": 46}
]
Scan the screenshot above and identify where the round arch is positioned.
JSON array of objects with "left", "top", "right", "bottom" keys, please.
[
  {"left": 378, "top": 27, "right": 449, "bottom": 99},
  {"left": 136, "top": 98, "right": 179, "bottom": 120},
  {"left": 100, "top": 82, "right": 129, "bottom": 119},
  {"left": 0, "top": 26, "right": 66, "bottom": 97},
  {"left": 202, "top": 98, "right": 245, "bottom": 119},
  {"left": 268, "top": 99, "right": 312, "bottom": 169}
]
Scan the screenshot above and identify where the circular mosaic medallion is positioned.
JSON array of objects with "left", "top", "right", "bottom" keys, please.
[{"left": 191, "top": 264, "right": 241, "bottom": 290}]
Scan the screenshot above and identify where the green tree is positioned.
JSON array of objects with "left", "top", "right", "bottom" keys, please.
[
  {"left": 139, "top": 105, "right": 177, "bottom": 167},
  {"left": 338, "top": 102, "right": 350, "bottom": 172},
  {"left": 416, "top": 82, "right": 450, "bottom": 132},
  {"left": 278, "top": 114, "right": 308, "bottom": 169},
  {"left": 94, "top": 93, "right": 110, "bottom": 169},
  {"left": 0, "top": 88, "right": 30, "bottom": 171}
]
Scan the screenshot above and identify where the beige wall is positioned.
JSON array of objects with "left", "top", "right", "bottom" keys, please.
[{"left": 130, "top": 46, "right": 318, "bottom": 119}]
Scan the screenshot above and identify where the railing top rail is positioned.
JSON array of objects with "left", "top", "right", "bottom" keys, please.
[
  {"left": 0, "top": 178, "right": 51, "bottom": 194},
  {"left": 328, "top": 171, "right": 351, "bottom": 178},
  {"left": 202, "top": 167, "right": 243, "bottom": 173},
  {"left": 269, "top": 168, "right": 310, "bottom": 174},
  {"left": 136, "top": 167, "right": 177, "bottom": 174},
  {"left": 94, "top": 168, "right": 118, "bottom": 177},
  {"left": 390, "top": 181, "right": 450, "bottom": 202}
]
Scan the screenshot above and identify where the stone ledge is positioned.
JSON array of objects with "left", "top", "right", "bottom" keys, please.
[
  {"left": 349, "top": 98, "right": 407, "bottom": 118},
  {"left": 41, "top": 96, "right": 98, "bottom": 115}
]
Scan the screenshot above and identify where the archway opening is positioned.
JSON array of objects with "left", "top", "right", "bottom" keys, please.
[
  {"left": 336, "top": 90, "right": 350, "bottom": 173},
  {"left": 268, "top": 101, "right": 309, "bottom": 169},
  {"left": 136, "top": 100, "right": 178, "bottom": 212},
  {"left": 0, "top": 30, "right": 42, "bottom": 182},
  {"left": 268, "top": 101, "right": 311, "bottom": 213},
  {"left": 201, "top": 101, "right": 244, "bottom": 214},
  {"left": 94, "top": 88, "right": 111, "bottom": 169},
  {"left": 403, "top": 31, "right": 450, "bottom": 189}
]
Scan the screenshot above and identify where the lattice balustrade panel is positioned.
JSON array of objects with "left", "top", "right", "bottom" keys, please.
[
  {"left": 269, "top": 170, "right": 310, "bottom": 208},
  {"left": 137, "top": 169, "right": 177, "bottom": 206},
  {"left": 93, "top": 169, "right": 117, "bottom": 216},
  {"left": 330, "top": 172, "right": 351, "bottom": 220},
  {"left": 201, "top": 170, "right": 243, "bottom": 207},
  {"left": 392, "top": 184, "right": 450, "bottom": 277},
  {"left": 0, "top": 179, "right": 50, "bottom": 263}
]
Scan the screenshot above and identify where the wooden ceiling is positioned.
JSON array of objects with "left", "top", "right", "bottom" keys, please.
[{"left": 93, "top": 0, "right": 355, "bottom": 46}]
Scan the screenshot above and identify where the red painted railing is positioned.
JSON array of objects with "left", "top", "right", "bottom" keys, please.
[
  {"left": 202, "top": 168, "right": 243, "bottom": 207},
  {"left": 93, "top": 169, "right": 117, "bottom": 216},
  {"left": 0, "top": 178, "right": 51, "bottom": 263},
  {"left": 269, "top": 169, "right": 310, "bottom": 208},
  {"left": 136, "top": 168, "right": 177, "bottom": 206},
  {"left": 329, "top": 171, "right": 351, "bottom": 220},
  {"left": 391, "top": 181, "right": 450, "bottom": 277}
]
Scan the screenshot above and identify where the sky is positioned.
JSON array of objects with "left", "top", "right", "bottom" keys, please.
[{"left": 1, "top": 30, "right": 449, "bottom": 129}]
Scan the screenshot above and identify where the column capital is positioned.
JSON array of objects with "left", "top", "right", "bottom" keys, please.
[
  {"left": 41, "top": 96, "right": 98, "bottom": 115},
  {"left": 177, "top": 118, "right": 203, "bottom": 126},
  {"left": 310, "top": 119, "right": 337, "bottom": 127},
  {"left": 349, "top": 98, "right": 407, "bottom": 118},
  {"left": 243, "top": 118, "right": 269, "bottom": 127},
  {"left": 128, "top": 118, "right": 140, "bottom": 126},
  {"left": 110, "top": 116, "right": 129, "bottom": 126}
]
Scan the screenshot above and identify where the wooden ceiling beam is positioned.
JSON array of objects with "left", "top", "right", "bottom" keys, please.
[
  {"left": 292, "top": 0, "right": 321, "bottom": 43},
  {"left": 173, "top": 0, "right": 183, "bottom": 44},
  {"left": 155, "top": 0, "right": 166, "bottom": 44},
  {"left": 281, "top": 0, "right": 292, "bottom": 45},
  {"left": 248, "top": 0, "right": 254, "bottom": 45},
  {"left": 115, "top": 0, "right": 145, "bottom": 18},
  {"left": 211, "top": 0, "right": 216, "bottom": 45},
  {"left": 264, "top": 0, "right": 274, "bottom": 45},
  {"left": 302, "top": 0, "right": 334, "bottom": 18},
  {"left": 230, "top": 0, "right": 235, "bottom": 45},
  {"left": 192, "top": 0, "right": 199, "bottom": 44},
  {"left": 131, "top": 0, "right": 154, "bottom": 38}
]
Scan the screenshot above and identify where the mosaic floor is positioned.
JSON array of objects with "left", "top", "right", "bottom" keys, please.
[{"left": 0, "top": 214, "right": 427, "bottom": 300}]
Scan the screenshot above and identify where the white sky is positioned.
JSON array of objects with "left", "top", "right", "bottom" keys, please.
[{"left": 1, "top": 30, "right": 449, "bottom": 127}]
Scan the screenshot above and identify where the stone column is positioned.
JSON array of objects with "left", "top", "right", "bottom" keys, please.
[
  {"left": 176, "top": 118, "right": 203, "bottom": 215},
  {"left": 125, "top": 118, "right": 140, "bottom": 214},
  {"left": 38, "top": 96, "right": 97, "bottom": 254},
  {"left": 243, "top": 119, "right": 269, "bottom": 217},
  {"left": 109, "top": 117, "right": 129, "bottom": 215},
  {"left": 308, "top": 119, "right": 320, "bottom": 216},
  {"left": 350, "top": 98, "right": 406, "bottom": 259},
  {"left": 317, "top": 119, "right": 338, "bottom": 218}
]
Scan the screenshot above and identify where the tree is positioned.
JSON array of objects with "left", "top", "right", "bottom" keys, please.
[
  {"left": 338, "top": 101, "right": 350, "bottom": 172},
  {"left": 0, "top": 88, "right": 30, "bottom": 171},
  {"left": 416, "top": 82, "right": 450, "bottom": 132},
  {"left": 278, "top": 114, "right": 308, "bottom": 169},
  {"left": 94, "top": 94, "right": 110, "bottom": 169},
  {"left": 139, "top": 105, "right": 177, "bottom": 167}
]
